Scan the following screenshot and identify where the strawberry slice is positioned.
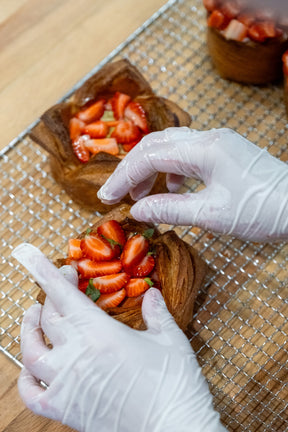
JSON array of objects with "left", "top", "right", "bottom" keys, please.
[
  {"left": 248, "top": 21, "right": 277, "bottom": 42},
  {"left": 97, "top": 220, "right": 126, "bottom": 247},
  {"left": 111, "top": 120, "right": 142, "bottom": 143},
  {"left": 77, "top": 259, "right": 122, "bottom": 278},
  {"left": 96, "top": 288, "right": 126, "bottom": 310},
  {"left": 68, "top": 238, "right": 83, "bottom": 260},
  {"left": 207, "top": 10, "right": 226, "bottom": 30},
  {"left": 130, "top": 255, "right": 155, "bottom": 277},
  {"left": 122, "top": 141, "right": 139, "bottom": 153},
  {"left": 221, "top": 1, "right": 240, "bottom": 20},
  {"left": 125, "top": 278, "right": 153, "bottom": 297},
  {"left": 84, "top": 138, "right": 119, "bottom": 156},
  {"left": 78, "top": 278, "right": 90, "bottom": 293},
  {"left": 69, "top": 117, "right": 85, "bottom": 142},
  {"left": 121, "top": 234, "right": 149, "bottom": 273},
  {"left": 84, "top": 121, "right": 109, "bottom": 138},
  {"left": 92, "top": 272, "right": 130, "bottom": 294},
  {"left": 76, "top": 99, "right": 106, "bottom": 123},
  {"left": 124, "top": 101, "right": 149, "bottom": 134},
  {"left": 111, "top": 92, "right": 131, "bottom": 120},
  {"left": 223, "top": 19, "right": 248, "bottom": 41},
  {"left": 81, "top": 233, "right": 116, "bottom": 261},
  {"left": 237, "top": 13, "right": 255, "bottom": 27},
  {"left": 72, "top": 135, "right": 90, "bottom": 163}
]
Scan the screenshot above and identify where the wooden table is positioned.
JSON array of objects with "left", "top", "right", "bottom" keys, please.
[{"left": 0, "top": 0, "right": 166, "bottom": 430}]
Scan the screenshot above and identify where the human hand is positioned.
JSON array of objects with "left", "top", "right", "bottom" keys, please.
[
  {"left": 13, "top": 243, "right": 226, "bottom": 432},
  {"left": 98, "top": 127, "right": 288, "bottom": 242}
]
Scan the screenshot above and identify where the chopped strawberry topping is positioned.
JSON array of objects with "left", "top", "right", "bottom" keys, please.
[
  {"left": 81, "top": 233, "right": 116, "bottom": 261},
  {"left": 207, "top": 10, "right": 226, "bottom": 30},
  {"left": 76, "top": 99, "right": 106, "bottom": 123},
  {"left": 248, "top": 21, "right": 277, "bottom": 42},
  {"left": 84, "top": 138, "right": 119, "bottom": 156},
  {"left": 237, "top": 13, "right": 255, "bottom": 28},
  {"left": 203, "top": 0, "right": 219, "bottom": 12},
  {"left": 84, "top": 121, "right": 109, "bottom": 138},
  {"left": 72, "top": 136, "right": 90, "bottom": 163},
  {"left": 78, "top": 278, "right": 90, "bottom": 293},
  {"left": 111, "top": 92, "right": 131, "bottom": 120},
  {"left": 221, "top": 1, "right": 240, "bottom": 20},
  {"left": 77, "top": 259, "right": 122, "bottom": 278},
  {"left": 130, "top": 255, "right": 155, "bottom": 277},
  {"left": 68, "top": 238, "right": 83, "bottom": 260},
  {"left": 124, "top": 101, "right": 149, "bottom": 134},
  {"left": 121, "top": 234, "right": 149, "bottom": 273},
  {"left": 223, "top": 19, "right": 248, "bottom": 41},
  {"left": 125, "top": 278, "right": 152, "bottom": 297},
  {"left": 97, "top": 220, "right": 126, "bottom": 247},
  {"left": 96, "top": 288, "right": 126, "bottom": 310},
  {"left": 69, "top": 117, "right": 85, "bottom": 142},
  {"left": 111, "top": 120, "right": 142, "bottom": 144},
  {"left": 122, "top": 141, "right": 139, "bottom": 153},
  {"left": 92, "top": 272, "right": 130, "bottom": 294}
]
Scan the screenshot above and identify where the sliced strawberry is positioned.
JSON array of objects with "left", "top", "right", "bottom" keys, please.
[
  {"left": 223, "top": 19, "right": 248, "bottom": 41},
  {"left": 125, "top": 278, "right": 152, "bottom": 297},
  {"left": 283, "top": 51, "right": 288, "bottom": 76},
  {"left": 121, "top": 234, "right": 149, "bottom": 273},
  {"left": 221, "top": 1, "right": 240, "bottom": 20},
  {"left": 68, "top": 238, "right": 83, "bottom": 260},
  {"left": 111, "top": 120, "right": 142, "bottom": 144},
  {"left": 76, "top": 99, "right": 106, "bottom": 123},
  {"left": 207, "top": 10, "right": 226, "bottom": 29},
  {"left": 72, "top": 135, "right": 90, "bottom": 163},
  {"left": 111, "top": 92, "right": 131, "bottom": 120},
  {"left": 130, "top": 255, "right": 155, "bottom": 277},
  {"left": 122, "top": 141, "right": 140, "bottom": 153},
  {"left": 84, "top": 121, "right": 109, "bottom": 138},
  {"left": 96, "top": 288, "right": 126, "bottom": 310},
  {"left": 77, "top": 259, "right": 122, "bottom": 278},
  {"left": 203, "top": 0, "right": 219, "bottom": 12},
  {"left": 124, "top": 101, "right": 149, "bottom": 134},
  {"left": 78, "top": 278, "right": 90, "bottom": 293},
  {"left": 248, "top": 21, "right": 277, "bottom": 42},
  {"left": 97, "top": 220, "right": 126, "bottom": 247},
  {"left": 81, "top": 233, "right": 116, "bottom": 261},
  {"left": 104, "top": 120, "right": 121, "bottom": 128},
  {"left": 84, "top": 138, "right": 119, "bottom": 156},
  {"left": 92, "top": 272, "right": 130, "bottom": 294},
  {"left": 69, "top": 117, "right": 85, "bottom": 142},
  {"left": 237, "top": 13, "right": 255, "bottom": 27}
]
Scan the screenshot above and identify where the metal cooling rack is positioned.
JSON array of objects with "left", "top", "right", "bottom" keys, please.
[{"left": 1, "top": 0, "right": 288, "bottom": 431}]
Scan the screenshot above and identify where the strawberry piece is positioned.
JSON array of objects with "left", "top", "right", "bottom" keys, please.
[
  {"left": 72, "top": 135, "right": 90, "bottom": 163},
  {"left": 283, "top": 51, "right": 288, "bottom": 76},
  {"left": 97, "top": 220, "right": 126, "bottom": 247},
  {"left": 111, "top": 120, "right": 142, "bottom": 144},
  {"left": 78, "top": 278, "right": 90, "bottom": 293},
  {"left": 203, "top": 0, "right": 219, "bottom": 12},
  {"left": 223, "top": 19, "right": 248, "bottom": 41},
  {"left": 248, "top": 21, "right": 277, "bottom": 42},
  {"left": 121, "top": 234, "right": 149, "bottom": 273},
  {"left": 125, "top": 278, "right": 151, "bottom": 297},
  {"left": 68, "top": 238, "right": 83, "bottom": 260},
  {"left": 122, "top": 141, "right": 139, "bottom": 153},
  {"left": 207, "top": 10, "right": 226, "bottom": 29},
  {"left": 130, "top": 255, "right": 155, "bottom": 277},
  {"left": 81, "top": 233, "right": 116, "bottom": 261},
  {"left": 221, "top": 1, "right": 240, "bottom": 20},
  {"left": 84, "top": 138, "right": 119, "bottom": 156},
  {"left": 124, "top": 101, "right": 149, "bottom": 134},
  {"left": 77, "top": 259, "right": 122, "bottom": 278},
  {"left": 237, "top": 13, "right": 255, "bottom": 27},
  {"left": 92, "top": 272, "right": 130, "bottom": 294},
  {"left": 84, "top": 121, "right": 109, "bottom": 138},
  {"left": 69, "top": 117, "right": 85, "bottom": 142},
  {"left": 76, "top": 99, "right": 106, "bottom": 123},
  {"left": 111, "top": 92, "right": 131, "bottom": 120},
  {"left": 96, "top": 288, "right": 126, "bottom": 310}
]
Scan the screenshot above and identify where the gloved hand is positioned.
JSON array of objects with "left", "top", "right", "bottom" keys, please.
[
  {"left": 13, "top": 243, "right": 226, "bottom": 432},
  {"left": 98, "top": 127, "right": 288, "bottom": 242}
]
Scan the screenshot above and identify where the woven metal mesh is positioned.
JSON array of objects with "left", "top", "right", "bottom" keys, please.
[{"left": 1, "top": 0, "right": 288, "bottom": 430}]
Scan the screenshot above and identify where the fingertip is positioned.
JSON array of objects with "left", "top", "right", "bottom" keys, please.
[{"left": 142, "top": 287, "right": 167, "bottom": 332}]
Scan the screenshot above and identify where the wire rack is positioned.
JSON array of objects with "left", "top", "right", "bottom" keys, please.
[{"left": 1, "top": 0, "right": 288, "bottom": 430}]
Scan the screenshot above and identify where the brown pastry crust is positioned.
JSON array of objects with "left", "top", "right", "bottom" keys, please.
[
  {"left": 37, "top": 204, "right": 207, "bottom": 332},
  {"left": 207, "top": 26, "right": 288, "bottom": 85},
  {"left": 30, "top": 59, "right": 191, "bottom": 212}
]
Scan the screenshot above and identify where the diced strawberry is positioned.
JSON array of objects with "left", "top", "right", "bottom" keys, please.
[
  {"left": 207, "top": 10, "right": 226, "bottom": 29},
  {"left": 248, "top": 21, "right": 277, "bottom": 42},
  {"left": 84, "top": 138, "right": 119, "bottom": 156},
  {"left": 282, "top": 51, "right": 288, "bottom": 76},
  {"left": 97, "top": 220, "right": 126, "bottom": 247},
  {"left": 81, "top": 233, "right": 116, "bottom": 261},
  {"left": 111, "top": 120, "right": 142, "bottom": 144},
  {"left": 76, "top": 99, "right": 106, "bottom": 123},
  {"left": 69, "top": 117, "right": 85, "bottom": 142},
  {"left": 124, "top": 101, "right": 149, "bottom": 134},
  {"left": 77, "top": 259, "right": 122, "bottom": 278},
  {"left": 104, "top": 120, "right": 121, "bottom": 128},
  {"left": 68, "top": 238, "right": 83, "bottom": 260},
  {"left": 223, "top": 19, "right": 248, "bottom": 41},
  {"left": 111, "top": 92, "right": 131, "bottom": 120},
  {"left": 237, "top": 13, "right": 255, "bottom": 28},
  {"left": 122, "top": 141, "right": 139, "bottom": 153},
  {"left": 96, "top": 288, "right": 126, "bottom": 310},
  {"left": 72, "top": 135, "right": 90, "bottom": 163},
  {"left": 125, "top": 278, "right": 151, "bottom": 297},
  {"left": 78, "top": 278, "right": 90, "bottom": 293},
  {"left": 203, "top": 0, "right": 219, "bottom": 12},
  {"left": 84, "top": 121, "right": 109, "bottom": 138},
  {"left": 121, "top": 234, "right": 149, "bottom": 273},
  {"left": 130, "top": 255, "right": 155, "bottom": 277},
  {"left": 92, "top": 272, "right": 130, "bottom": 294},
  {"left": 221, "top": 1, "right": 240, "bottom": 20}
]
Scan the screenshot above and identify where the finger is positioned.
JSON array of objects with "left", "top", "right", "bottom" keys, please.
[
  {"left": 21, "top": 304, "right": 55, "bottom": 385},
  {"left": 18, "top": 367, "right": 46, "bottom": 416},
  {"left": 12, "top": 243, "right": 95, "bottom": 316},
  {"left": 129, "top": 173, "right": 158, "bottom": 201},
  {"left": 41, "top": 297, "right": 65, "bottom": 346},
  {"left": 166, "top": 173, "right": 186, "bottom": 192},
  {"left": 59, "top": 265, "right": 78, "bottom": 287}
]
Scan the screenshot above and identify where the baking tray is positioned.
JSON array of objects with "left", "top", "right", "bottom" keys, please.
[{"left": 1, "top": 0, "right": 288, "bottom": 430}]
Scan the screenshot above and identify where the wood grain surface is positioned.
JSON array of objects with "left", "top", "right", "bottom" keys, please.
[{"left": 0, "top": 0, "right": 165, "bottom": 430}]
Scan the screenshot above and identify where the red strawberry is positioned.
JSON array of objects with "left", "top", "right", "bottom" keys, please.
[
  {"left": 84, "top": 138, "right": 119, "bottom": 156},
  {"left": 96, "top": 288, "right": 126, "bottom": 310},
  {"left": 81, "top": 233, "right": 116, "bottom": 261},
  {"left": 223, "top": 19, "right": 248, "bottom": 41},
  {"left": 69, "top": 117, "right": 85, "bottom": 142},
  {"left": 221, "top": 1, "right": 240, "bottom": 20},
  {"left": 122, "top": 141, "right": 139, "bottom": 153},
  {"left": 125, "top": 278, "right": 152, "bottom": 297},
  {"left": 97, "top": 220, "right": 126, "bottom": 247},
  {"left": 77, "top": 259, "right": 122, "bottom": 278},
  {"left": 111, "top": 92, "right": 131, "bottom": 119},
  {"left": 237, "top": 13, "right": 255, "bottom": 27},
  {"left": 68, "top": 238, "right": 83, "bottom": 260},
  {"left": 78, "top": 278, "right": 90, "bottom": 293},
  {"left": 72, "top": 136, "right": 90, "bottom": 163},
  {"left": 124, "top": 101, "right": 149, "bottom": 133},
  {"left": 203, "top": 0, "right": 219, "bottom": 12},
  {"left": 121, "top": 234, "right": 149, "bottom": 273},
  {"left": 76, "top": 99, "right": 106, "bottom": 123},
  {"left": 111, "top": 120, "right": 142, "bottom": 143},
  {"left": 207, "top": 10, "right": 226, "bottom": 29},
  {"left": 130, "top": 255, "right": 155, "bottom": 277},
  {"left": 92, "top": 272, "right": 130, "bottom": 294},
  {"left": 248, "top": 21, "right": 277, "bottom": 42},
  {"left": 84, "top": 121, "right": 109, "bottom": 138}
]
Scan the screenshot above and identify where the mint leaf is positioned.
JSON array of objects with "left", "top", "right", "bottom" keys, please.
[
  {"left": 86, "top": 279, "right": 101, "bottom": 302},
  {"left": 143, "top": 228, "right": 154, "bottom": 239},
  {"left": 86, "top": 228, "right": 92, "bottom": 236},
  {"left": 144, "top": 277, "right": 154, "bottom": 287}
]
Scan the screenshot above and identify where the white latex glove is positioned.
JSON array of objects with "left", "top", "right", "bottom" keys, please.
[
  {"left": 98, "top": 127, "right": 288, "bottom": 242},
  {"left": 13, "top": 243, "right": 226, "bottom": 432}
]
